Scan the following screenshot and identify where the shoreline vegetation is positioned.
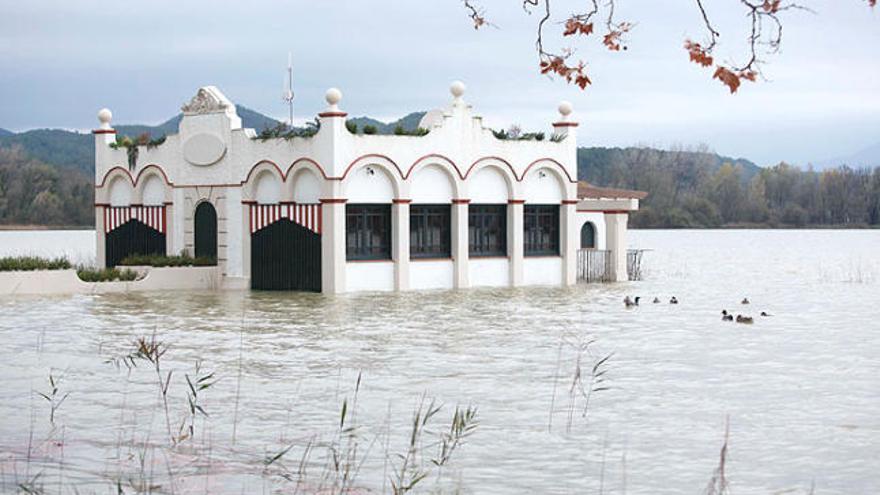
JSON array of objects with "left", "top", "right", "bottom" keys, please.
[
  {"left": 0, "top": 254, "right": 214, "bottom": 282},
  {"left": 2, "top": 133, "right": 879, "bottom": 229}
]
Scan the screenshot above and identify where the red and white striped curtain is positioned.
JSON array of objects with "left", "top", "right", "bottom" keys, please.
[
  {"left": 250, "top": 203, "right": 321, "bottom": 234},
  {"left": 104, "top": 205, "right": 166, "bottom": 234}
]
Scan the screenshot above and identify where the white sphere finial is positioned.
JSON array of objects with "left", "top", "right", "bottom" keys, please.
[
  {"left": 450, "top": 81, "right": 466, "bottom": 99},
  {"left": 97, "top": 108, "right": 113, "bottom": 129},
  {"left": 558, "top": 101, "right": 573, "bottom": 118},
  {"left": 325, "top": 88, "right": 342, "bottom": 108}
]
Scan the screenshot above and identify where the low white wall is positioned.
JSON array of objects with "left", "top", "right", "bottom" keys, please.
[
  {"left": 410, "top": 260, "right": 454, "bottom": 290},
  {"left": 469, "top": 258, "right": 510, "bottom": 287},
  {"left": 523, "top": 257, "right": 563, "bottom": 286},
  {"left": 0, "top": 266, "right": 220, "bottom": 296},
  {"left": 345, "top": 262, "right": 395, "bottom": 292}
]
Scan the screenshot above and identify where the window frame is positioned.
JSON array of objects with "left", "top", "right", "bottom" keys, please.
[
  {"left": 409, "top": 204, "right": 452, "bottom": 259},
  {"left": 346, "top": 204, "right": 392, "bottom": 261},
  {"left": 468, "top": 204, "right": 508, "bottom": 257},
  {"left": 524, "top": 204, "right": 560, "bottom": 256}
]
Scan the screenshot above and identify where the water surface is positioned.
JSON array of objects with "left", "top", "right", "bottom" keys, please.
[{"left": 0, "top": 230, "right": 877, "bottom": 494}]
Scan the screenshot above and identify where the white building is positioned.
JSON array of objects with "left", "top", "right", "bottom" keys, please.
[{"left": 93, "top": 83, "right": 642, "bottom": 293}]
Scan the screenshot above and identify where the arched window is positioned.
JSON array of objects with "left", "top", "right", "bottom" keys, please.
[{"left": 581, "top": 222, "right": 596, "bottom": 249}]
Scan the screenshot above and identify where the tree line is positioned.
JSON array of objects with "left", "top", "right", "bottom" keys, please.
[
  {"left": 579, "top": 147, "right": 880, "bottom": 228},
  {"left": 0, "top": 146, "right": 93, "bottom": 226},
  {"left": 1, "top": 143, "right": 878, "bottom": 228}
]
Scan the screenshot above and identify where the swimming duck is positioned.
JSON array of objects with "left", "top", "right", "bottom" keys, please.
[
  {"left": 736, "top": 315, "right": 754, "bottom": 324},
  {"left": 653, "top": 297, "right": 661, "bottom": 304},
  {"left": 624, "top": 296, "right": 640, "bottom": 308},
  {"left": 670, "top": 296, "right": 679, "bottom": 305},
  {"left": 760, "top": 311, "right": 772, "bottom": 317},
  {"left": 741, "top": 298, "right": 750, "bottom": 305},
  {"left": 721, "top": 310, "right": 734, "bottom": 322}
]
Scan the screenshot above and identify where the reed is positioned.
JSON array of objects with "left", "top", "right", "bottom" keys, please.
[
  {"left": 36, "top": 370, "right": 69, "bottom": 427},
  {"left": 703, "top": 416, "right": 731, "bottom": 495},
  {"left": 180, "top": 360, "right": 216, "bottom": 443}
]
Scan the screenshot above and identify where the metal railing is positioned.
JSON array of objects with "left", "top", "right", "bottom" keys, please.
[
  {"left": 577, "top": 249, "right": 614, "bottom": 283},
  {"left": 577, "top": 249, "right": 648, "bottom": 283}
]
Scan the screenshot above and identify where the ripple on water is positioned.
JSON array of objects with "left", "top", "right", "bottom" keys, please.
[{"left": 0, "top": 230, "right": 878, "bottom": 494}]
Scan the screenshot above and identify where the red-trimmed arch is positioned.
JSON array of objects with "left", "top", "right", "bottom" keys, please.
[
  {"left": 404, "top": 154, "right": 464, "bottom": 181},
  {"left": 97, "top": 166, "right": 134, "bottom": 188},
  {"left": 340, "top": 154, "right": 405, "bottom": 181},
  {"left": 464, "top": 156, "right": 519, "bottom": 181},
  {"left": 521, "top": 158, "right": 576, "bottom": 184},
  {"left": 135, "top": 164, "right": 173, "bottom": 186},
  {"left": 285, "top": 157, "right": 330, "bottom": 180},
  {"left": 243, "top": 160, "right": 285, "bottom": 186}
]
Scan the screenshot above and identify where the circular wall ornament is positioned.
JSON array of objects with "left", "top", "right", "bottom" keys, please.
[{"left": 183, "top": 133, "right": 226, "bottom": 166}]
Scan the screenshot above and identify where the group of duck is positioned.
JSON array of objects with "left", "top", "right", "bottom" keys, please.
[
  {"left": 623, "top": 295, "right": 772, "bottom": 325},
  {"left": 721, "top": 298, "right": 771, "bottom": 324},
  {"left": 623, "top": 296, "right": 677, "bottom": 307}
]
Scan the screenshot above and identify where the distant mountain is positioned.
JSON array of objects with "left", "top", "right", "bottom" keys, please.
[
  {"left": 0, "top": 105, "right": 279, "bottom": 175},
  {"left": 816, "top": 141, "right": 880, "bottom": 170},
  {"left": 347, "top": 112, "right": 427, "bottom": 134},
  {"left": 579, "top": 147, "right": 762, "bottom": 187},
  {"left": 0, "top": 128, "right": 12, "bottom": 137}
]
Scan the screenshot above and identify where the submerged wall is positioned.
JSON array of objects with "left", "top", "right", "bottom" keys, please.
[{"left": 0, "top": 266, "right": 220, "bottom": 296}]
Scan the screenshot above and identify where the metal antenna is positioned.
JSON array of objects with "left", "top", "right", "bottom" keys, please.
[{"left": 282, "top": 52, "right": 294, "bottom": 128}]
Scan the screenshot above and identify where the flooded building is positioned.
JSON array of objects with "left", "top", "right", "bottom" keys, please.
[{"left": 92, "top": 83, "right": 643, "bottom": 293}]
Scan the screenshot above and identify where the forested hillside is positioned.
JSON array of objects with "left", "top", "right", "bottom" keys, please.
[
  {"left": 0, "top": 147, "right": 93, "bottom": 226},
  {"left": 579, "top": 148, "right": 880, "bottom": 228},
  {"left": 1, "top": 107, "right": 878, "bottom": 228}
]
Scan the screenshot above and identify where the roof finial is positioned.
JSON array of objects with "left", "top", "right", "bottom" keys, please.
[
  {"left": 97, "top": 108, "right": 113, "bottom": 130},
  {"left": 558, "top": 101, "right": 573, "bottom": 122},
  {"left": 450, "top": 80, "right": 466, "bottom": 103},
  {"left": 325, "top": 88, "right": 342, "bottom": 112}
]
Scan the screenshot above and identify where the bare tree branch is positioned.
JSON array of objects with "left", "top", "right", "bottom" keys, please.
[{"left": 462, "top": 0, "right": 876, "bottom": 93}]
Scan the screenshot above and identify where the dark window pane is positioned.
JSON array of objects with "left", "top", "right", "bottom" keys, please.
[
  {"left": 410, "top": 204, "right": 451, "bottom": 258},
  {"left": 346, "top": 204, "right": 392, "bottom": 260},
  {"left": 468, "top": 204, "right": 507, "bottom": 257},
  {"left": 524, "top": 204, "right": 559, "bottom": 256}
]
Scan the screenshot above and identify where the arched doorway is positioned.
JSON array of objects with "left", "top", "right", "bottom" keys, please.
[
  {"left": 194, "top": 202, "right": 217, "bottom": 261},
  {"left": 106, "top": 220, "right": 166, "bottom": 267},
  {"left": 580, "top": 222, "right": 596, "bottom": 249},
  {"left": 251, "top": 218, "right": 322, "bottom": 291}
]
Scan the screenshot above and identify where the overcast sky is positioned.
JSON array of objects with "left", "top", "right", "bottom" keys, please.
[{"left": 0, "top": 1, "right": 877, "bottom": 166}]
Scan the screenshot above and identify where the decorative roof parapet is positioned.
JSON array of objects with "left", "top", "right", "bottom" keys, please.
[{"left": 181, "top": 86, "right": 232, "bottom": 115}]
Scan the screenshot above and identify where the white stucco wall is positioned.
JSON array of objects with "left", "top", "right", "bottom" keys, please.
[
  {"left": 523, "top": 257, "right": 563, "bottom": 286},
  {"left": 410, "top": 260, "right": 454, "bottom": 290},
  {"left": 411, "top": 165, "right": 454, "bottom": 203},
  {"left": 523, "top": 166, "right": 564, "bottom": 204},
  {"left": 346, "top": 262, "right": 395, "bottom": 292},
  {"left": 141, "top": 175, "right": 165, "bottom": 206},
  {"left": 292, "top": 169, "right": 322, "bottom": 203},
  {"left": 468, "top": 167, "right": 510, "bottom": 203},
  {"left": 345, "top": 165, "right": 395, "bottom": 203},
  {"left": 469, "top": 258, "right": 510, "bottom": 287},
  {"left": 108, "top": 177, "right": 132, "bottom": 206},
  {"left": 255, "top": 172, "right": 281, "bottom": 204}
]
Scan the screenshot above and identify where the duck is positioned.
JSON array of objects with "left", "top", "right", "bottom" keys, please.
[
  {"left": 653, "top": 297, "right": 661, "bottom": 304},
  {"left": 736, "top": 315, "right": 754, "bottom": 324},
  {"left": 721, "top": 310, "right": 734, "bottom": 322},
  {"left": 624, "top": 296, "right": 640, "bottom": 308},
  {"left": 760, "top": 311, "right": 772, "bottom": 317},
  {"left": 669, "top": 296, "right": 679, "bottom": 305},
  {"left": 741, "top": 298, "right": 750, "bottom": 305}
]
